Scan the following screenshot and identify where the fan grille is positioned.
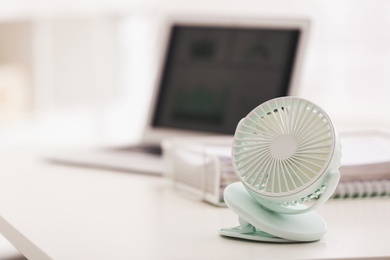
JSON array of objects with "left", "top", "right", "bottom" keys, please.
[{"left": 232, "top": 97, "right": 335, "bottom": 197}]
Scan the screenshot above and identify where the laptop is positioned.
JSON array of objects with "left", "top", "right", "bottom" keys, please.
[{"left": 49, "top": 16, "right": 309, "bottom": 175}]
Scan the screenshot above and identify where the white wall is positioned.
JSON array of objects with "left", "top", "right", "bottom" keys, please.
[{"left": 1, "top": 0, "right": 390, "bottom": 145}]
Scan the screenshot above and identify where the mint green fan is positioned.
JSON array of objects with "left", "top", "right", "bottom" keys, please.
[{"left": 220, "top": 97, "right": 341, "bottom": 242}]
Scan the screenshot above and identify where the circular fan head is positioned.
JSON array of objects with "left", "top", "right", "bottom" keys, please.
[{"left": 232, "top": 97, "right": 341, "bottom": 213}]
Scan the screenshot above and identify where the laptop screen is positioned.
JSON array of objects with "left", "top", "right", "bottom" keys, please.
[{"left": 152, "top": 25, "right": 301, "bottom": 135}]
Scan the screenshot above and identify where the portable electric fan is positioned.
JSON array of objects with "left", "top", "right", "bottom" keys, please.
[{"left": 220, "top": 97, "right": 341, "bottom": 242}]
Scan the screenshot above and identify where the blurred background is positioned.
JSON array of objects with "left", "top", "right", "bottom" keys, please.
[
  {"left": 1, "top": 0, "right": 390, "bottom": 257},
  {"left": 1, "top": 0, "right": 390, "bottom": 147}
]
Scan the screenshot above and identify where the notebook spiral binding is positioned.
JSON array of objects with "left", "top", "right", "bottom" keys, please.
[{"left": 332, "top": 180, "right": 390, "bottom": 199}]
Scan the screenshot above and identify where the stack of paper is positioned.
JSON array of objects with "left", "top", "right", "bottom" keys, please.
[
  {"left": 333, "top": 131, "right": 390, "bottom": 198},
  {"left": 162, "top": 136, "right": 234, "bottom": 206},
  {"left": 162, "top": 131, "right": 390, "bottom": 206}
]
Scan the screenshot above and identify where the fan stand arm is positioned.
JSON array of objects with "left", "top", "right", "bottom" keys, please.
[{"left": 277, "top": 170, "right": 341, "bottom": 214}]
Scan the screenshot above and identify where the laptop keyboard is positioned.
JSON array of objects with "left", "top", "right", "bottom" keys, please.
[{"left": 114, "top": 144, "right": 162, "bottom": 156}]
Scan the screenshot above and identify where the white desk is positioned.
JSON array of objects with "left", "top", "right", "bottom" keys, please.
[{"left": 0, "top": 146, "right": 390, "bottom": 260}]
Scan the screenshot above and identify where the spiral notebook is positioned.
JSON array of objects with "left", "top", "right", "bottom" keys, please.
[
  {"left": 332, "top": 131, "right": 390, "bottom": 199},
  {"left": 162, "top": 131, "right": 390, "bottom": 206}
]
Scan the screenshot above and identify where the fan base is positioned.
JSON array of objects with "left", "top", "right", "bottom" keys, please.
[
  {"left": 220, "top": 182, "right": 327, "bottom": 242},
  {"left": 220, "top": 225, "right": 294, "bottom": 242}
]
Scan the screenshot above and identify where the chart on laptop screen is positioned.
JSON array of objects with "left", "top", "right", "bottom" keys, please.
[{"left": 152, "top": 25, "right": 300, "bottom": 134}]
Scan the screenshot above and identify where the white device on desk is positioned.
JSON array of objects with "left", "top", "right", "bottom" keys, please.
[
  {"left": 220, "top": 97, "right": 341, "bottom": 242},
  {"left": 49, "top": 16, "right": 309, "bottom": 175}
]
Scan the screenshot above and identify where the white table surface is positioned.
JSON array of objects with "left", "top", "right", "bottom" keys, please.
[{"left": 0, "top": 146, "right": 390, "bottom": 260}]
